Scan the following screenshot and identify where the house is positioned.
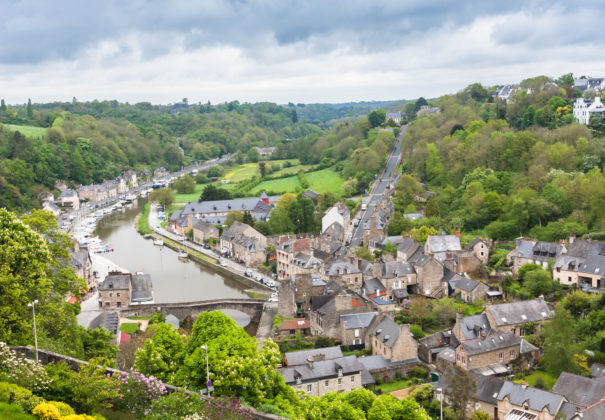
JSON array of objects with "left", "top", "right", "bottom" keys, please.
[
  {"left": 374, "top": 260, "right": 417, "bottom": 300},
  {"left": 276, "top": 237, "right": 312, "bottom": 280},
  {"left": 60, "top": 189, "right": 80, "bottom": 210},
  {"left": 192, "top": 219, "right": 219, "bottom": 245},
  {"left": 397, "top": 237, "right": 421, "bottom": 261},
  {"left": 98, "top": 271, "right": 153, "bottom": 309},
  {"left": 485, "top": 298, "right": 552, "bottom": 337},
  {"left": 494, "top": 84, "right": 516, "bottom": 102},
  {"left": 454, "top": 278, "right": 489, "bottom": 303},
  {"left": 385, "top": 112, "right": 402, "bottom": 124},
  {"left": 452, "top": 310, "right": 493, "bottom": 342},
  {"left": 569, "top": 400, "right": 605, "bottom": 420},
  {"left": 303, "top": 189, "right": 320, "bottom": 201},
  {"left": 368, "top": 235, "right": 405, "bottom": 254},
  {"left": 417, "top": 105, "right": 441, "bottom": 116},
  {"left": 553, "top": 239, "right": 605, "bottom": 291},
  {"left": 408, "top": 250, "right": 445, "bottom": 298},
  {"left": 322, "top": 221, "right": 345, "bottom": 243},
  {"left": 573, "top": 77, "right": 605, "bottom": 93},
  {"left": 279, "top": 351, "right": 364, "bottom": 396},
  {"left": 425, "top": 234, "right": 462, "bottom": 262},
  {"left": 70, "top": 243, "right": 95, "bottom": 292},
  {"left": 369, "top": 316, "right": 418, "bottom": 362},
  {"left": 323, "top": 259, "right": 362, "bottom": 289},
  {"left": 339, "top": 312, "right": 378, "bottom": 346},
  {"left": 291, "top": 273, "right": 327, "bottom": 312},
  {"left": 123, "top": 170, "right": 138, "bottom": 188},
  {"left": 418, "top": 330, "right": 459, "bottom": 365},
  {"left": 358, "top": 354, "right": 419, "bottom": 384},
  {"left": 154, "top": 167, "right": 169, "bottom": 178},
  {"left": 551, "top": 372, "right": 605, "bottom": 410},
  {"left": 309, "top": 291, "right": 368, "bottom": 338},
  {"left": 42, "top": 200, "right": 61, "bottom": 216},
  {"left": 455, "top": 332, "right": 523, "bottom": 372},
  {"left": 278, "top": 318, "right": 311, "bottom": 336},
  {"left": 220, "top": 221, "right": 267, "bottom": 265},
  {"left": 590, "top": 362, "right": 605, "bottom": 378},
  {"left": 254, "top": 146, "right": 276, "bottom": 157},
  {"left": 466, "top": 238, "right": 490, "bottom": 265},
  {"left": 102, "top": 180, "right": 118, "bottom": 200},
  {"left": 496, "top": 381, "right": 566, "bottom": 420},
  {"left": 361, "top": 278, "right": 387, "bottom": 299},
  {"left": 321, "top": 202, "right": 350, "bottom": 233},
  {"left": 510, "top": 239, "right": 565, "bottom": 274}
]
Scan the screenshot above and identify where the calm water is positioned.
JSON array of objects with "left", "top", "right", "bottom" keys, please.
[{"left": 95, "top": 198, "right": 249, "bottom": 304}]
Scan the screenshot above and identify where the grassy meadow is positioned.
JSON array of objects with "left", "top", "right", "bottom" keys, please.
[{"left": 4, "top": 124, "right": 47, "bottom": 139}]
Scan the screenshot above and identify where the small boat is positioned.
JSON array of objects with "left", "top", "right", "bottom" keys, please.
[
  {"left": 143, "top": 234, "right": 152, "bottom": 239},
  {"left": 178, "top": 250, "right": 189, "bottom": 261},
  {"left": 153, "top": 238, "right": 164, "bottom": 246}
]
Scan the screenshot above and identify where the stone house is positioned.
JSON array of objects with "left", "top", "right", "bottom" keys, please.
[
  {"left": 465, "top": 237, "right": 490, "bottom": 265},
  {"left": 231, "top": 234, "right": 266, "bottom": 267},
  {"left": 123, "top": 170, "right": 138, "bottom": 188},
  {"left": 287, "top": 251, "right": 323, "bottom": 281},
  {"left": 552, "top": 372, "right": 605, "bottom": 411},
  {"left": 509, "top": 239, "right": 566, "bottom": 274},
  {"left": 254, "top": 146, "right": 276, "bottom": 157},
  {"left": 321, "top": 222, "right": 345, "bottom": 243},
  {"left": 292, "top": 273, "right": 327, "bottom": 312},
  {"left": 369, "top": 297, "right": 397, "bottom": 313},
  {"left": 321, "top": 202, "right": 350, "bottom": 233},
  {"left": 278, "top": 318, "right": 311, "bottom": 337},
  {"left": 454, "top": 278, "right": 489, "bottom": 303},
  {"left": 408, "top": 251, "right": 445, "bottom": 298},
  {"left": 102, "top": 180, "right": 118, "bottom": 200},
  {"left": 309, "top": 292, "right": 368, "bottom": 338},
  {"left": 322, "top": 259, "right": 362, "bottom": 290},
  {"left": 279, "top": 353, "right": 364, "bottom": 397},
  {"left": 455, "top": 332, "right": 523, "bottom": 372},
  {"left": 425, "top": 234, "right": 462, "bottom": 261},
  {"left": 496, "top": 381, "right": 566, "bottom": 420},
  {"left": 98, "top": 272, "right": 153, "bottom": 309},
  {"left": 485, "top": 298, "right": 552, "bottom": 337},
  {"left": 397, "top": 237, "right": 421, "bottom": 262},
  {"left": 192, "top": 219, "right": 219, "bottom": 245},
  {"left": 70, "top": 243, "right": 94, "bottom": 292},
  {"left": 374, "top": 261, "right": 416, "bottom": 300},
  {"left": 339, "top": 312, "right": 377, "bottom": 346},
  {"left": 220, "top": 221, "right": 266, "bottom": 259},
  {"left": 418, "top": 330, "right": 458, "bottom": 365},
  {"left": 154, "top": 167, "right": 169, "bottom": 178},
  {"left": 553, "top": 239, "right": 605, "bottom": 291},
  {"left": 60, "top": 189, "right": 80, "bottom": 210},
  {"left": 276, "top": 237, "right": 312, "bottom": 280},
  {"left": 78, "top": 185, "right": 99, "bottom": 203},
  {"left": 369, "top": 316, "right": 418, "bottom": 361}
]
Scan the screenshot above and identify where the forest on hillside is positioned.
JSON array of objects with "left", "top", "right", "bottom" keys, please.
[{"left": 391, "top": 74, "right": 605, "bottom": 241}]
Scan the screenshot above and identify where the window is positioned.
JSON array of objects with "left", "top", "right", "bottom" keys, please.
[
  {"left": 109, "top": 292, "right": 113, "bottom": 298},
  {"left": 338, "top": 378, "right": 342, "bottom": 385},
  {"left": 480, "top": 252, "right": 484, "bottom": 257},
  {"left": 325, "top": 380, "right": 329, "bottom": 387},
  {"left": 117, "top": 302, "right": 121, "bottom": 308},
  {"left": 354, "top": 329, "right": 359, "bottom": 338},
  {"left": 354, "top": 339, "right": 361, "bottom": 345},
  {"left": 510, "top": 350, "right": 515, "bottom": 359},
  {"left": 117, "top": 292, "right": 120, "bottom": 297},
  {"left": 351, "top": 376, "right": 355, "bottom": 383},
  {"left": 307, "top": 385, "right": 312, "bottom": 392},
  {"left": 499, "top": 352, "right": 503, "bottom": 362}
]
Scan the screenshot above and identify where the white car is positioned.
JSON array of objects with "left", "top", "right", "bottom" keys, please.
[
  {"left": 268, "top": 297, "right": 278, "bottom": 303},
  {"left": 218, "top": 258, "right": 228, "bottom": 267},
  {"left": 266, "top": 280, "right": 275, "bottom": 287}
]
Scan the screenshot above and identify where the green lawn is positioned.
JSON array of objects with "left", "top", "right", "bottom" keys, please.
[
  {"left": 250, "top": 168, "right": 344, "bottom": 195},
  {"left": 119, "top": 322, "right": 139, "bottom": 334},
  {"left": 514, "top": 370, "right": 557, "bottom": 390},
  {"left": 374, "top": 378, "right": 414, "bottom": 393},
  {"left": 224, "top": 159, "right": 300, "bottom": 182},
  {"left": 271, "top": 163, "right": 313, "bottom": 177},
  {"left": 4, "top": 124, "right": 47, "bottom": 139}
]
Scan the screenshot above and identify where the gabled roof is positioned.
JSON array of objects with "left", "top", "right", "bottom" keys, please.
[
  {"left": 383, "top": 261, "right": 415, "bottom": 278},
  {"left": 131, "top": 273, "right": 153, "bottom": 301},
  {"left": 325, "top": 260, "right": 360, "bottom": 276},
  {"left": 455, "top": 278, "right": 484, "bottom": 292},
  {"left": 280, "top": 355, "right": 362, "bottom": 384},
  {"left": 222, "top": 221, "right": 254, "bottom": 240},
  {"left": 357, "top": 354, "right": 394, "bottom": 371},
  {"left": 466, "top": 237, "right": 487, "bottom": 250},
  {"left": 181, "top": 197, "right": 270, "bottom": 217},
  {"left": 460, "top": 333, "right": 521, "bottom": 356},
  {"left": 362, "top": 278, "right": 386, "bottom": 296},
  {"left": 283, "top": 346, "right": 343, "bottom": 367},
  {"left": 487, "top": 299, "right": 552, "bottom": 326},
  {"left": 340, "top": 312, "right": 378, "bottom": 329},
  {"left": 552, "top": 372, "right": 605, "bottom": 408},
  {"left": 459, "top": 314, "right": 492, "bottom": 340},
  {"left": 590, "top": 363, "right": 605, "bottom": 378},
  {"left": 370, "top": 317, "right": 404, "bottom": 348},
  {"left": 99, "top": 273, "right": 130, "bottom": 290},
  {"left": 572, "top": 399, "right": 605, "bottom": 420},
  {"left": 427, "top": 234, "right": 461, "bottom": 253},
  {"left": 497, "top": 381, "right": 565, "bottom": 416},
  {"left": 279, "top": 318, "right": 310, "bottom": 331}
]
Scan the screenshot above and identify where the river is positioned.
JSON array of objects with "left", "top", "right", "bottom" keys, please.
[{"left": 94, "top": 198, "right": 251, "bottom": 326}]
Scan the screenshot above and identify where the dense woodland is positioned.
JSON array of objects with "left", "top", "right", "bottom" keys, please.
[{"left": 392, "top": 75, "right": 605, "bottom": 241}]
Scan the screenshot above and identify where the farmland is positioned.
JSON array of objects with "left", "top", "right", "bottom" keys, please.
[{"left": 3, "top": 124, "right": 47, "bottom": 139}]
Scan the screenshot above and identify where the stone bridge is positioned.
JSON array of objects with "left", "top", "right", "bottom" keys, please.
[{"left": 120, "top": 298, "right": 266, "bottom": 325}]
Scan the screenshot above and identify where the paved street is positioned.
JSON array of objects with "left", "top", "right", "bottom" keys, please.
[{"left": 350, "top": 124, "right": 407, "bottom": 246}]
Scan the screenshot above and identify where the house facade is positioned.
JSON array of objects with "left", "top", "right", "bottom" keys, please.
[
  {"left": 321, "top": 202, "right": 350, "bottom": 233},
  {"left": 60, "top": 189, "right": 80, "bottom": 210},
  {"left": 369, "top": 316, "right": 418, "bottom": 361},
  {"left": 573, "top": 97, "right": 605, "bottom": 125}
]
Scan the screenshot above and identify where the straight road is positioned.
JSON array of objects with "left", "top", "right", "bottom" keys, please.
[{"left": 350, "top": 124, "right": 407, "bottom": 246}]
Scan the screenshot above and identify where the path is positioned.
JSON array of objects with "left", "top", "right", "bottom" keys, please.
[{"left": 255, "top": 302, "right": 278, "bottom": 341}]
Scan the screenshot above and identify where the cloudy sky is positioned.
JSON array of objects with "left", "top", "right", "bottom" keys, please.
[{"left": 1, "top": 0, "right": 604, "bottom": 105}]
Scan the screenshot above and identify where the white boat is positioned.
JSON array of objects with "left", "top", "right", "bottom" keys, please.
[
  {"left": 178, "top": 250, "right": 189, "bottom": 261},
  {"left": 153, "top": 238, "right": 164, "bottom": 246}
]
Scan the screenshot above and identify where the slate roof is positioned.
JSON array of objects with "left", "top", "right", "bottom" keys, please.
[
  {"left": 222, "top": 221, "right": 255, "bottom": 241},
  {"left": 497, "top": 381, "right": 565, "bottom": 415},
  {"left": 180, "top": 198, "right": 271, "bottom": 220},
  {"left": 340, "top": 312, "right": 378, "bottom": 330},
  {"left": 519, "top": 339, "right": 539, "bottom": 354},
  {"left": 325, "top": 260, "right": 360, "bottom": 276},
  {"left": 487, "top": 299, "right": 552, "bottom": 326},
  {"left": 427, "top": 234, "right": 462, "bottom": 253},
  {"left": 131, "top": 273, "right": 153, "bottom": 301},
  {"left": 460, "top": 333, "right": 521, "bottom": 356},
  {"left": 371, "top": 317, "right": 402, "bottom": 348},
  {"left": 70, "top": 249, "right": 90, "bottom": 270},
  {"left": 357, "top": 354, "right": 394, "bottom": 371},
  {"left": 370, "top": 297, "right": 393, "bottom": 306},
  {"left": 393, "top": 289, "right": 409, "bottom": 299},
  {"left": 193, "top": 219, "right": 218, "bottom": 232},
  {"left": 455, "top": 277, "right": 483, "bottom": 292},
  {"left": 279, "top": 355, "right": 363, "bottom": 384},
  {"left": 572, "top": 399, "right": 605, "bottom": 420},
  {"left": 303, "top": 189, "right": 320, "bottom": 200},
  {"left": 473, "top": 374, "right": 505, "bottom": 406},
  {"left": 466, "top": 237, "right": 487, "bottom": 250},
  {"left": 383, "top": 261, "right": 415, "bottom": 278},
  {"left": 362, "top": 278, "right": 386, "bottom": 296},
  {"left": 99, "top": 273, "right": 131, "bottom": 291},
  {"left": 552, "top": 372, "right": 605, "bottom": 408},
  {"left": 590, "top": 363, "right": 605, "bottom": 378},
  {"left": 60, "top": 189, "right": 77, "bottom": 197},
  {"left": 459, "top": 314, "right": 493, "bottom": 340},
  {"left": 436, "top": 348, "right": 456, "bottom": 363},
  {"left": 283, "top": 346, "right": 343, "bottom": 367}
]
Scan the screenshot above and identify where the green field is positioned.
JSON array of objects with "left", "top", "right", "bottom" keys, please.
[
  {"left": 4, "top": 124, "right": 47, "bottom": 139},
  {"left": 223, "top": 159, "right": 301, "bottom": 182},
  {"left": 374, "top": 378, "right": 414, "bottom": 393},
  {"left": 250, "top": 168, "right": 344, "bottom": 195},
  {"left": 119, "top": 322, "right": 139, "bottom": 334}
]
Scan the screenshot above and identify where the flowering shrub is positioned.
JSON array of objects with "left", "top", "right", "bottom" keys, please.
[
  {"left": 112, "top": 369, "right": 167, "bottom": 416},
  {"left": 47, "top": 400, "right": 75, "bottom": 416},
  {"left": 0, "top": 342, "right": 51, "bottom": 392},
  {"left": 32, "top": 402, "right": 61, "bottom": 420}
]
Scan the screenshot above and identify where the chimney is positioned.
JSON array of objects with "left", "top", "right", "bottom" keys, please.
[
  {"left": 481, "top": 331, "right": 487, "bottom": 340},
  {"left": 307, "top": 356, "right": 314, "bottom": 369},
  {"left": 569, "top": 232, "right": 576, "bottom": 244},
  {"left": 335, "top": 293, "right": 352, "bottom": 312},
  {"left": 453, "top": 308, "right": 463, "bottom": 341},
  {"left": 539, "top": 294, "right": 544, "bottom": 301},
  {"left": 521, "top": 382, "right": 528, "bottom": 389},
  {"left": 456, "top": 230, "right": 461, "bottom": 238}
]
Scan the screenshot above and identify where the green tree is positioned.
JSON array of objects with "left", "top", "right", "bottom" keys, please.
[
  {"left": 542, "top": 304, "right": 581, "bottom": 377},
  {"left": 425, "top": 197, "right": 440, "bottom": 217},
  {"left": 259, "top": 161, "right": 267, "bottom": 177},
  {"left": 268, "top": 206, "right": 295, "bottom": 234},
  {"left": 134, "top": 323, "right": 186, "bottom": 383},
  {"left": 394, "top": 174, "right": 424, "bottom": 209},
  {"left": 409, "top": 226, "right": 438, "bottom": 244},
  {"left": 368, "top": 109, "right": 387, "bottom": 128},
  {"left": 195, "top": 172, "right": 209, "bottom": 184},
  {"left": 247, "top": 148, "right": 260, "bottom": 162},
  {"left": 27, "top": 98, "right": 33, "bottom": 119},
  {"left": 287, "top": 194, "right": 315, "bottom": 233},
  {"left": 206, "top": 165, "right": 224, "bottom": 178},
  {"left": 0, "top": 99, "right": 6, "bottom": 112},
  {"left": 150, "top": 188, "right": 174, "bottom": 209},
  {"left": 355, "top": 246, "right": 375, "bottom": 262},
  {"left": 200, "top": 184, "right": 232, "bottom": 201},
  {"left": 224, "top": 210, "right": 244, "bottom": 227},
  {"left": 173, "top": 175, "right": 196, "bottom": 194},
  {"left": 445, "top": 366, "right": 476, "bottom": 418}
]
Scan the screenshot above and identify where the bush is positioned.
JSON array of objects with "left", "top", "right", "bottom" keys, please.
[
  {"left": 0, "top": 382, "right": 10, "bottom": 403},
  {"left": 148, "top": 391, "right": 206, "bottom": 419},
  {"left": 410, "top": 324, "right": 425, "bottom": 339},
  {"left": 0, "top": 342, "right": 51, "bottom": 393},
  {"left": 32, "top": 402, "right": 61, "bottom": 420},
  {"left": 48, "top": 401, "right": 75, "bottom": 416},
  {"left": 409, "top": 366, "right": 428, "bottom": 380},
  {"left": 112, "top": 369, "right": 167, "bottom": 416}
]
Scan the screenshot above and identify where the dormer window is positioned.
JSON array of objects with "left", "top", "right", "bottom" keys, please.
[
  {"left": 337, "top": 368, "right": 343, "bottom": 377},
  {"left": 296, "top": 376, "right": 302, "bottom": 384}
]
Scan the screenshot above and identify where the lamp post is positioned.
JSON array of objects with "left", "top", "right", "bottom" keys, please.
[
  {"left": 436, "top": 387, "right": 443, "bottom": 420},
  {"left": 201, "top": 344, "right": 211, "bottom": 396},
  {"left": 27, "top": 300, "right": 39, "bottom": 361}
]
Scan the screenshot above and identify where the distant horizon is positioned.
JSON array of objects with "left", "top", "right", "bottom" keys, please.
[{"left": 1, "top": 1, "right": 604, "bottom": 105}]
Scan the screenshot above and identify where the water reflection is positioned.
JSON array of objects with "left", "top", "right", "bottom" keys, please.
[{"left": 95, "top": 199, "right": 249, "bottom": 303}]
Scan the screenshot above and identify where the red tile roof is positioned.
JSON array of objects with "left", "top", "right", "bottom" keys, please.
[{"left": 279, "top": 318, "right": 310, "bottom": 330}]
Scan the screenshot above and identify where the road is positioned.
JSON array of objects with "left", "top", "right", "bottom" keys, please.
[{"left": 350, "top": 125, "right": 407, "bottom": 247}]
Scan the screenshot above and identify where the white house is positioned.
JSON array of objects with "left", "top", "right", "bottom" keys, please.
[
  {"left": 573, "top": 97, "right": 605, "bottom": 125},
  {"left": 321, "top": 203, "right": 351, "bottom": 233}
]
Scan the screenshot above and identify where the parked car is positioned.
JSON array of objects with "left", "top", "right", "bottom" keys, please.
[
  {"left": 268, "top": 296, "right": 278, "bottom": 303},
  {"left": 244, "top": 269, "right": 252, "bottom": 277},
  {"left": 236, "top": 258, "right": 244, "bottom": 264},
  {"left": 218, "top": 258, "right": 228, "bottom": 267},
  {"left": 203, "top": 244, "right": 211, "bottom": 249},
  {"left": 266, "top": 280, "right": 275, "bottom": 287}
]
